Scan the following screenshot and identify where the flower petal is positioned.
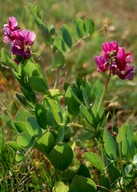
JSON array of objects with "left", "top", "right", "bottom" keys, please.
[
  {"left": 117, "top": 65, "right": 135, "bottom": 80},
  {"left": 102, "top": 41, "right": 118, "bottom": 56},
  {"left": 94, "top": 55, "right": 108, "bottom": 72},
  {"left": 9, "top": 16, "right": 18, "bottom": 29}
]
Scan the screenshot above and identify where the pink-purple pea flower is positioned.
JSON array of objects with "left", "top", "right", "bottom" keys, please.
[
  {"left": 3, "top": 16, "right": 19, "bottom": 44},
  {"left": 3, "top": 16, "right": 36, "bottom": 62},
  {"left": 94, "top": 41, "right": 135, "bottom": 80}
]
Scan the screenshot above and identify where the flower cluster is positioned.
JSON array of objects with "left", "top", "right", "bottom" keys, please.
[
  {"left": 94, "top": 41, "right": 135, "bottom": 80},
  {"left": 3, "top": 16, "right": 36, "bottom": 63}
]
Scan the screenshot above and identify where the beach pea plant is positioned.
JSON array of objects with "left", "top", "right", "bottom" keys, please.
[{"left": 1, "top": 7, "right": 137, "bottom": 192}]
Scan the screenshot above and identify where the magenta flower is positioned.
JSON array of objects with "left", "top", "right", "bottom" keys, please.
[
  {"left": 3, "top": 16, "right": 19, "bottom": 44},
  {"left": 19, "top": 30, "right": 36, "bottom": 46},
  {"left": 11, "top": 39, "right": 31, "bottom": 59},
  {"left": 8, "top": 16, "right": 18, "bottom": 29},
  {"left": 94, "top": 41, "right": 135, "bottom": 80},
  {"left": 10, "top": 30, "right": 36, "bottom": 59},
  {"left": 94, "top": 56, "right": 108, "bottom": 72},
  {"left": 3, "top": 16, "right": 36, "bottom": 62},
  {"left": 102, "top": 41, "right": 118, "bottom": 57}
]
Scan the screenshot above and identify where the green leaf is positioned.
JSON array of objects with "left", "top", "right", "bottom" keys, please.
[
  {"left": 133, "top": 154, "right": 137, "bottom": 164},
  {"left": 53, "top": 36, "right": 70, "bottom": 56},
  {"left": 107, "top": 162, "right": 120, "bottom": 183},
  {"left": 35, "top": 131, "right": 55, "bottom": 156},
  {"left": 84, "top": 18, "right": 94, "bottom": 35},
  {"left": 15, "top": 108, "right": 32, "bottom": 122},
  {"left": 79, "top": 104, "right": 94, "bottom": 126},
  {"left": 23, "top": 61, "right": 39, "bottom": 77},
  {"left": 52, "top": 49, "right": 65, "bottom": 68},
  {"left": 26, "top": 117, "right": 42, "bottom": 138},
  {"left": 17, "top": 131, "right": 34, "bottom": 149},
  {"left": 101, "top": 148, "right": 109, "bottom": 167},
  {"left": 126, "top": 125, "right": 135, "bottom": 158},
  {"left": 46, "top": 89, "right": 62, "bottom": 98},
  {"left": 77, "top": 164, "right": 91, "bottom": 178},
  {"left": 49, "top": 143, "right": 73, "bottom": 171},
  {"left": 29, "top": 76, "right": 48, "bottom": 93},
  {"left": 73, "top": 18, "right": 85, "bottom": 39},
  {"left": 81, "top": 87, "right": 91, "bottom": 110},
  {"left": 43, "top": 96, "right": 62, "bottom": 127},
  {"left": 91, "top": 80, "right": 103, "bottom": 98},
  {"left": 71, "top": 87, "right": 82, "bottom": 104},
  {"left": 56, "top": 126, "right": 65, "bottom": 143},
  {"left": 83, "top": 152, "right": 105, "bottom": 171},
  {"left": 16, "top": 93, "right": 28, "bottom": 107},
  {"left": 0, "top": 114, "right": 16, "bottom": 130},
  {"left": 69, "top": 175, "right": 96, "bottom": 192},
  {"left": 61, "top": 25, "right": 72, "bottom": 48},
  {"left": 124, "top": 164, "right": 133, "bottom": 175},
  {"left": 35, "top": 104, "right": 47, "bottom": 129},
  {"left": 65, "top": 85, "right": 81, "bottom": 116},
  {"left": 103, "top": 129, "right": 118, "bottom": 159},
  {"left": 22, "top": 61, "right": 48, "bottom": 92},
  {"left": 1, "top": 48, "right": 17, "bottom": 71},
  {"left": 53, "top": 182, "right": 69, "bottom": 192},
  {"left": 117, "top": 125, "right": 128, "bottom": 157},
  {"left": 20, "top": 86, "right": 36, "bottom": 104},
  {"left": 117, "top": 125, "right": 135, "bottom": 158},
  {"left": 15, "top": 150, "right": 25, "bottom": 162},
  {"left": 78, "top": 132, "right": 94, "bottom": 141},
  {"left": 92, "top": 96, "right": 104, "bottom": 119},
  {"left": 133, "top": 154, "right": 137, "bottom": 172},
  {"left": 7, "top": 141, "right": 21, "bottom": 151},
  {"left": 99, "top": 175, "right": 110, "bottom": 192},
  {"left": 14, "top": 121, "right": 26, "bottom": 133}
]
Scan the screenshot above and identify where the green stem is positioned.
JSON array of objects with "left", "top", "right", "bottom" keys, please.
[
  {"left": 67, "top": 123, "right": 84, "bottom": 128},
  {"left": 97, "top": 71, "right": 111, "bottom": 113},
  {"left": 118, "top": 140, "right": 127, "bottom": 191},
  {"left": 53, "top": 67, "right": 60, "bottom": 89}
]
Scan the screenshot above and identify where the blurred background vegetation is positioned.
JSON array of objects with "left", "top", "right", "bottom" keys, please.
[{"left": 0, "top": 0, "right": 137, "bottom": 191}]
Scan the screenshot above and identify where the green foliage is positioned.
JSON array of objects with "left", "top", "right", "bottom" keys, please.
[
  {"left": 17, "top": 131, "right": 34, "bottom": 149},
  {"left": 65, "top": 84, "right": 81, "bottom": 116},
  {"left": 15, "top": 150, "right": 25, "bottom": 162},
  {"left": 31, "top": 5, "right": 51, "bottom": 44},
  {"left": 26, "top": 117, "right": 42, "bottom": 137},
  {"left": 22, "top": 60, "right": 48, "bottom": 93},
  {"left": 49, "top": 143, "right": 73, "bottom": 171},
  {"left": 53, "top": 182, "right": 69, "bottom": 192},
  {"left": 80, "top": 104, "right": 95, "bottom": 126},
  {"left": 52, "top": 18, "right": 94, "bottom": 60},
  {"left": 43, "top": 96, "right": 63, "bottom": 128},
  {"left": 15, "top": 108, "right": 32, "bottom": 122},
  {"left": 77, "top": 164, "right": 91, "bottom": 178},
  {"left": 31, "top": 6, "right": 94, "bottom": 69},
  {"left": 103, "top": 129, "right": 118, "bottom": 159},
  {"left": 1, "top": 48, "right": 17, "bottom": 71},
  {"left": 52, "top": 18, "right": 94, "bottom": 68},
  {"left": 7, "top": 141, "right": 21, "bottom": 151},
  {"left": 117, "top": 125, "right": 135, "bottom": 158},
  {"left": 83, "top": 152, "right": 105, "bottom": 171},
  {"left": 52, "top": 50, "right": 65, "bottom": 68},
  {"left": 35, "top": 131, "right": 55, "bottom": 156},
  {"left": 69, "top": 175, "right": 96, "bottom": 192},
  {"left": 35, "top": 104, "right": 47, "bottom": 129}
]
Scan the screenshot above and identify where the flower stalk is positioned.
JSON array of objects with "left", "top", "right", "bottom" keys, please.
[{"left": 97, "top": 70, "right": 111, "bottom": 113}]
